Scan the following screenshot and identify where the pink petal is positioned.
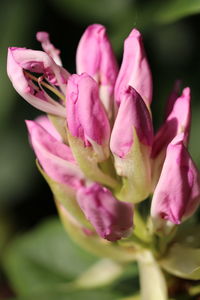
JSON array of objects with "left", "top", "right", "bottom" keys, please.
[
  {"left": 152, "top": 88, "right": 191, "bottom": 159},
  {"left": 110, "top": 86, "right": 153, "bottom": 158},
  {"left": 26, "top": 120, "right": 84, "bottom": 188},
  {"left": 151, "top": 133, "right": 200, "bottom": 226},
  {"left": 114, "top": 29, "right": 152, "bottom": 107},
  {"left": 7, "top": 47, "right": 68, "bottom": 116},
  {"left": 76, "top": 24, "right": 118, "bottom": 85},
  {"left": 151, "top": 88, "right": 191, "bottom": 190},
  {"left": 66, "top": 73, "right": 110, "bottom": 147},
  {"left": 76, "top": 24, "right": 118, "bottom": 117}
]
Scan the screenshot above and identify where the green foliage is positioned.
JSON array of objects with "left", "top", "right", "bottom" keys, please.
[
  {"left": 51, "top": 0, "right": 200, "bottom": 26},
  {"left": 3, "top": 218, "right": 97, "bottom": 295},
  {"left": 151, "top": 0, "right": 200, "bottom": 24},
  {"left": 160, "top": 223, "right": 200, "bottom": 280},
  {"left": 3, "top": 218, "right": 138, "bottom": 298},
  {"left": 160, "top": 244, "right": 200, "bottom": 280},
  {"left": 50, "top": 0, "right": 200, "bottom": 53}
]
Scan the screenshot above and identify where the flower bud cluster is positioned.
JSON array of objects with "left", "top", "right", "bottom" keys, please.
[{"left": 7, "top": 24, "right": 200, "bottom": 242}]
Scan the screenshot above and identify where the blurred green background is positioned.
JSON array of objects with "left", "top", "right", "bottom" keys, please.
[{"left": 1, "top": 0, "right": 200, "bottom": 299}]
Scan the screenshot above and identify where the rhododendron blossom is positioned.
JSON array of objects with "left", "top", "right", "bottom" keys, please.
[
  {"left": 7, "top": 23, "right": 200, "bottom": 300},
  {"left": 7, "top": 24, "right": 200, "bottom": 243}
]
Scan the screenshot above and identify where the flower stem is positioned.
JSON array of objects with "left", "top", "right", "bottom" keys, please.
[{"left": 138, "top": 252, "right": 168, "bottom": 300}]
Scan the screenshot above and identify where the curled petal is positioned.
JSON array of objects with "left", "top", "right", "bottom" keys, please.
[
  {"left": 26, "top": 120, "right": 84, "bottom": 188},
  {"left": 151, "top": 133, "right": 200, "bottom": 231},
  {"left": 7, "top": 47, "right": 68, "bottom": 116},
  {"left": 114, "top": 29, "right": 152, "bottom": 107},
  {"left": 77, "top": 183, "right": 133, "bottom": 241},
  {"left": 36, "top": 31, "right": 62, "bottom": 66},
  {"left": 76, "top": 24, "right": 118, "bottom": 117}
]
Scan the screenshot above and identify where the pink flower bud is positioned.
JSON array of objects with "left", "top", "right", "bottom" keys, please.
[
  {"left": 76, "top": 24, "right": 118, "bottom": 86},
  {"left": 76, "top": 24, "right": 118, "bottom": 117},
  {"left": 114, "top": 29, "right": 152, "bottom": 107},
  {"left": 110, "top": 87, "right": 153, "bottom": 202},
  {"left": 151, "top": 87, "right": 191, "bottom": 189},
  {"left": 66, "top": 73, "right": 110, "bottom": 157},
  {"left": 151, "top": 133, "right": 200, "bottom": 231},
  {"left": 26, "top": 118, "right": 84, "bottom": 188},
  {"left": 76, "top": 183, "right": 133, "bottom": 241},
  {"left": 36, "top": 31, "right": 62, "bottom": 66},
  {"left": 110, "top": 86, "right": 153, "bottom": 158},
  {"left": 7, "top": 47, "right": 69, "bottom": 116}
]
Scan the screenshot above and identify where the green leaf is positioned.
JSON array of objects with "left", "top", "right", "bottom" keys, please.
[
  {"left": 3, "top": 218, "right": 98, "bottom": 295},
  {"left": 160, "top": 243, "right": 200, "bottom": 280}
]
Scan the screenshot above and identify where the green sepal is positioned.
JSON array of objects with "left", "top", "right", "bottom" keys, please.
[
  {"left": 48, "top": 114, "right": 68, "bottom": 144},
  {"left": 67, "top": 132, "right": 120, "bottom": 190},
  {"left": 114, "top": 130, "right": 151, "bottom": 203},
  {"left": 36, "top": 160, "right": 92, "bottom": 230},
  {"left": 160, "top": 243, "right": 200, "bottom": 280}
]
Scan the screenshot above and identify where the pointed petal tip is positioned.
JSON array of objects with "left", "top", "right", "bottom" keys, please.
[
  {"left": 8, "top": 47, "right": 17, "bottom": 52},
  {"left": 182, "top": 86, "right": 191, "bottom": 97},
  {"left": 128, "top": 28, "right": 141, "bottom": 39},
  {"left": 87, "top": 23, "right": 105, "bottom": 33}
]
